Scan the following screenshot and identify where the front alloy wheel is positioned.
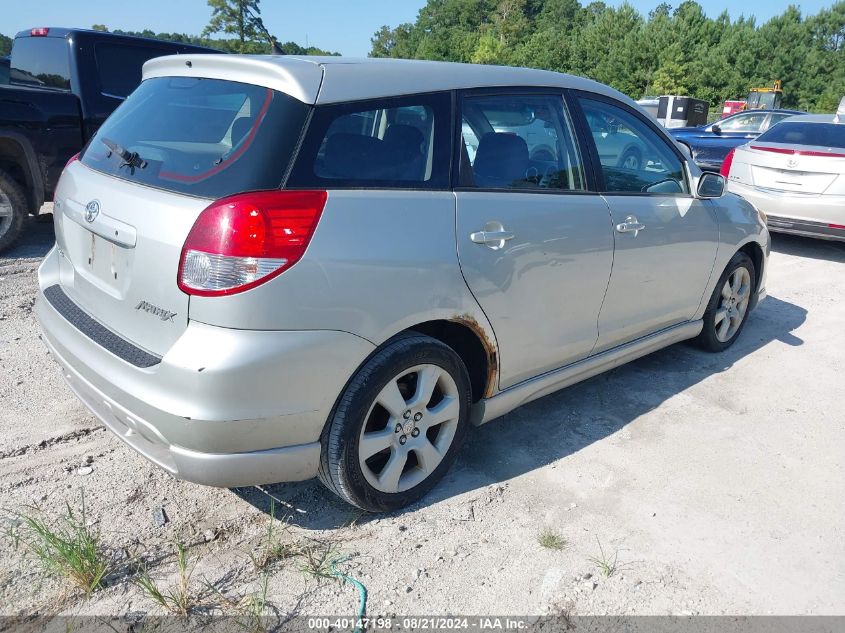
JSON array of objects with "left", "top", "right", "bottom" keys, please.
[
  {"left": 714, "top": 267, "right": 752, "bottom": 342},
  {"left": 695, "top": 251, "right": 756, "bottom": 352}
]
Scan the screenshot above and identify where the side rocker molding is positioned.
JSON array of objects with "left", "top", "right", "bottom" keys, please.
[{"left": 471, "top": 320, "right": 703, "bottom": 425}]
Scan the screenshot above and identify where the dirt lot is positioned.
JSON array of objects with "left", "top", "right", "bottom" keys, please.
[{"left": 1, "top": 211, "right": 844, "bottom": 622}]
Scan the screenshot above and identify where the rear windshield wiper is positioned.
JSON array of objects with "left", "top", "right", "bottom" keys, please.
[{"left": 100, "top": 137, "right": 147, "bottom": 171}]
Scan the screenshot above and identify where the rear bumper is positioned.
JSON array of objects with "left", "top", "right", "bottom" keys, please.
[
  {"left": 36, "top": 247, "right": 375, "bottom": 487},
  {"left": 728, "top": 182, "right": 845, "bottom": 241},
  {"left": 764, "top": 217, "right": 845, "bottom": 242}
]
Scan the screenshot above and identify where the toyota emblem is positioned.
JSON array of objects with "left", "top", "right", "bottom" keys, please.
[{"left": 85, "top": 200, "right": 100, "bottom": 223}]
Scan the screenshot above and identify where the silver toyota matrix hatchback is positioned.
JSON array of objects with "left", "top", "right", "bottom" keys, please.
[{"left": 37, "top": 56, "right": 769, "bottom": 511}]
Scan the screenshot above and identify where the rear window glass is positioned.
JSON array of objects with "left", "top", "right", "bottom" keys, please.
[
  {"left": 288, "top": 93, "right": 451, "bottom": 189},
  {"left": 80, "top": 77, "right": 309, "bottom": 199},
  {"left": 757, "top": 122, "right": 845, "bottom": 150},
  {"left": 95, "top": 43, "right": 175, "bottom": 98},
  {"left": 10, "top": 37, "right": 71, "bottom": 90}
]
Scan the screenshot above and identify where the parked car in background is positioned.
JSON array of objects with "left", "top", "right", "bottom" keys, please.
[
  {"left": 583, "top": 107, "right": 650, "bottom": 170},
  {"left": 0, "top": 28, "right": 218, "bottom": 252},
  {"left": 670, "top": 108, "right": 803, "bottom": 172},
  {"left": 37, "top": 56, "right": 768, "bottom": 512},
  {"left": 725, "top": 105, "right": 845, "bottom": 242}
]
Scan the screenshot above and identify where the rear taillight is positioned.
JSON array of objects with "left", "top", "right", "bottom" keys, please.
[
  {"left": 720, "top": 148, "right": 735, "bottom": 178},
  {"left": 30, "top": 27, "right": 50, "bottom": 36},
  {"left": 63, "top": 152, "right": 80, "bottom": 171},
  {"left": 178, "top": 190, "right": 327, "bottom": 297}
]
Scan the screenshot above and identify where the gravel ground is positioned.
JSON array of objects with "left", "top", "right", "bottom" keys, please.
[{"left": 1, "top": 210, "right": 844, "bottom": 622}]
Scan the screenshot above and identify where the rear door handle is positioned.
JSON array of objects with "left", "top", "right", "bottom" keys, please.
[
  {"left": 615, "top": 215, "right": 646, "bottom": 236},
  {"left": 471, "top": 230, "right": 515, "bottom": 244},
  {"left": 470, "top": 226, "right": 515, "bottom": 250}
]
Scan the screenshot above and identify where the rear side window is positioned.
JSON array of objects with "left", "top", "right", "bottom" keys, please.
[
  {"left": 10, "top": 37, "right": 71, "bottom": 90},
  {"left": 95, "top": 43, "right": 175, "bottom": 98},
  {"left": 756, "top": 122, "right": 845, "bottom": 149},
  {"left": 287, "top": 93, "right": 451, "bottom": 189},
  {"left": 81, "top": 77, "right": 309, "bottom": 199}
]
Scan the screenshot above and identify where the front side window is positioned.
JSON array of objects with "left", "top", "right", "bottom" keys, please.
[
  {"left": 719, "top": 112, "right": 768, "bottom": 132},
  {"left": 459, "top": 94, "right": 585, "bottom": 191},
  {"left": 288, "top": 93, "right": 450, "bottom": 188},
  {"left": 579, "top": 98, "right": 688, "bottom": 195}
]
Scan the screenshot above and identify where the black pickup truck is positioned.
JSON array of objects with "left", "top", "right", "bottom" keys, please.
[{"left": 0, "top": 28, "right": 217, "bottom": 251}]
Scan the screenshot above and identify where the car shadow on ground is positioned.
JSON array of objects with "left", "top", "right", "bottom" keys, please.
[
  {"left": 0, "top": 215, "right": 55, "bottom": 261},
  {"left": 770, "top": 232, "right": 845, "bottom": 263},
  {"left": 234, "top": 292, "right": 807, "bottom": 530}
]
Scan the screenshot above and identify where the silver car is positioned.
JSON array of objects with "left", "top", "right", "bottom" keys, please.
[
  {"left": 36, "top": 56, "right": 769, "bottom": 511},
  {"left": 725, "top": 104, "right": 845, "bottom": 241}
]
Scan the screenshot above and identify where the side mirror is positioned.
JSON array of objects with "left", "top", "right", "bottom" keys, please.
[
  {"left": 711, "top": 124, "right": 722, "bottom": 136},
  {"left": 697, "top": 172, "right": 725, "bottom": 199}
]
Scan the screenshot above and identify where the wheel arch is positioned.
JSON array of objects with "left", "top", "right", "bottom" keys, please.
[
  {"left": 406, "top": 317, "right": 497, "bottom": 403},
  {"left": 0, "top": 133, "right": 44, "bottom": 213},
  {"left": 738, "top": 240, "right": 765, "bottom": 309}
]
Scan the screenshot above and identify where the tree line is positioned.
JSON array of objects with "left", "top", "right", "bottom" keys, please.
[{"left": 370, "top": 0, "right": 845, "bottom": 112}]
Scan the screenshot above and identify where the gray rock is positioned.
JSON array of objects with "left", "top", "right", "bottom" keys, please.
[
  {"left": 77, "top": 466, "right": 93, "bottom": 476},
  {"left": 152, "top": 507, "right": 169, "bottom": 527}
]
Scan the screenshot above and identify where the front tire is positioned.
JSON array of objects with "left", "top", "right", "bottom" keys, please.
[
  {"left": 695, "top": 252, "right": 756, "bottom": 352},
  {"left": 318, "top": 334, "right": 472, "bottom": 512},
  {"left": 618, "top": 147, "right": 642, "bottom": 170},
  {"left": 0, "top": 169, "right": 28, "bottom": 253}
]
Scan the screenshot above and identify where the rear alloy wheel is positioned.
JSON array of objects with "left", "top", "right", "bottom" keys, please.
[
  {"left": 0, "top": 169, "right": 28, "bottom": 254},
  {"left": 319, "top": 334, "right": 471, "bottom": 512},
  {"left": 695, "top": 252, "right": 756, "bottom": 352}
]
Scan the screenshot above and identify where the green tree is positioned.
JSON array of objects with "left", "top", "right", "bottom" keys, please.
[
  {"left": 203, "top": 0, "right": 270, "bottom": 53},
  {"left": 0, "top": 33, "right": 12, "bottom": 57},
  {"left": 369, "top": 0, "right": 845, "bottom": 112}
]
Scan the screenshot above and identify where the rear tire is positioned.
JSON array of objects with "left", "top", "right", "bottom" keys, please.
[
  {"left": 318, "top": 334, "right": 472, "bottom": 512},
  {"left": 695, "top": 252, "right": 756, "bottom": 352},
  {"left": 0, "top": 169, "right": 28, "bottom": 254}
]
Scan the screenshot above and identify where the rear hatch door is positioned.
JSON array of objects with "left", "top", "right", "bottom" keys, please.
[
  {"left": 746, "top": 144, "right": 842, "bottom": 194},
  {"left": 54, "top": 167, "right": 206, "bottom": 355},
  {"left": 52, "top": 75, "right": 310, "bottom": 357}
]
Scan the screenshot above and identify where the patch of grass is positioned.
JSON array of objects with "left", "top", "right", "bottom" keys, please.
[
  {"left": 249, "top": 500, "right": 301, "bottom": 571},
  {"left": 537, "top": 527, "right": 566, "bottom": 550},
  {"left": 134, "top": 542, "right": 199, "bottom": 616},
  {"left": 587, "top": 535, "right": 619, "bottom": 578},
  {"left": 6, "top": 492, "right": 110, "bottom": 595},
  {"left": 298, "top": 541, "right": 341, "bottom": 581},
  {"left": 237, "top": 573, "right": 270, "bottom": 633}
]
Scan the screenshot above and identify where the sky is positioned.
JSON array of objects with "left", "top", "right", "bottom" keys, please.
[{"left": 1, "top": 0, "right": 835, "bottom": 57}]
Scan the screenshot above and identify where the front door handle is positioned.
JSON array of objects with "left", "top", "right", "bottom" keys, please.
[
  {"left": 615, "top": 215, "right": 646, "bottom": 236},
  {"left": 470, "top": 223, "right": 515, "bottom": 250}
]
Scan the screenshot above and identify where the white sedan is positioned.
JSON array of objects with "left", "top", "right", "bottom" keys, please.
[{"left": 724, "top": 103, "right": 845, "bottom": 241}]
